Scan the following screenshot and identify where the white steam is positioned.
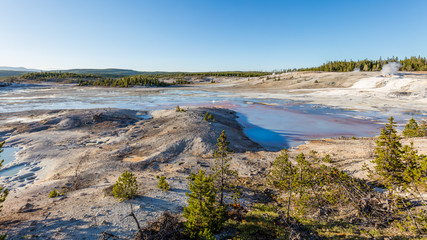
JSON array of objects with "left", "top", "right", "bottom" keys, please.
[
  {"left": 352, "top": 67, "right": 360, "bottom": 72},
  {"left": 381, "top": 62, "right": 402, "bottom": 76}
]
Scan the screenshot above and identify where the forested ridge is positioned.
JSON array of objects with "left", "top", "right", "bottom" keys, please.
[{"left": 293, "top": 56, "right": 427, "bottom": 72}]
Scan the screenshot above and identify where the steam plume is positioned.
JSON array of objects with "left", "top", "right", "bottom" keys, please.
[{"left": 381, "top": 62, "right": 401, "bottom": 76}]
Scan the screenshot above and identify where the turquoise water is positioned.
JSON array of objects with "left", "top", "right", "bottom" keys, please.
[
  {"left": 0, "top": 164, "right": 25, "bottom": 177},
  {"left": 0, "top": 147, "right": 23, "bottom": 177},
  {"left": 1, "top": 147, "right": 19, "bottom": 165}
]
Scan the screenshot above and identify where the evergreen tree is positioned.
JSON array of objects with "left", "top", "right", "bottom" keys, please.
[
  {"left": 183, "top": 170, "right": 218, "bottom": 240},
  {"left": 268, "top": 149, "right": 296, "bottom": 218},
  {"left": 156, "top": 175, "right": 170, "bottom": 192},
  {"left": 403, "top": 118, "right": 419, "bottom": 138},
  {"left": 419, "top": 120, "right": 427, "bottom": 137},
  {"left": 372, "top": 117, "right": 405, "bottom": 186},
  {"left": 212, "top": 130, "right": 240, "bottom": 208},
  {"left": 112, "top": 170, "right": 138, "bottom": 201},
  {"left": 401, "top": 143, "right": 427, "bottom": 192}
]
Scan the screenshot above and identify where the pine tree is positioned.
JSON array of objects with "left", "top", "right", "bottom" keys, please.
[
  {"left": 294, "top": 153, "right": 318, "bottom": 213},
  {"left": 419, "top": 120, "right": 427, "bottom": 137},
  {"left": 183, "top": 170, "right": 219, "bottom": 240},
  {"left": 156, "top": 175, "right": 170, "bottom": 191},
  {"left": 212, "top": 130, "right": 240, "bottom": 208},
  {"left": 403, "top": 118, "right": 419, "bottom": 138},
  {"left": 112, "top": 170, "right": 138, "bottom": 201},
  {"left": 401, "top": 143, "right": 427, "bottom": 192},
  {"left": 373, "top": 117, "right": 405, "bottom": 186},
  {"left": 268, "top": 149, "right": 296, "bottom": 218}
]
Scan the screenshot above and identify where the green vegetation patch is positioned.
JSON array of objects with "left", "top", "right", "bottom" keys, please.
[
  {"left": 295, "top": 56, "right": 427, "bottom": 72},
  {"left": 112, "top": 170, "right": 138, "bottom": 201}
]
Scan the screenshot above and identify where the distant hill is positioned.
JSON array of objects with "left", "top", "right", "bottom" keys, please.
[
  {"left": 0, "top": 70, "right": 28, "bottom": 77},
  {"left": 0, "top": 66, "right": 40, "bottom": 72},
  {"left": 0, "top": 67, "right": 170, "bottom": 78},
  {"left": 0, "top": 67, "right": 41, "bottom": 77},
  {"left": 59, "top": 68, "right": 170, "bottom": 77}
]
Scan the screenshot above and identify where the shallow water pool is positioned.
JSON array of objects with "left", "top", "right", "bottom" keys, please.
[{"left": 0, "top": 147, "right": 23, "bottom": 177}]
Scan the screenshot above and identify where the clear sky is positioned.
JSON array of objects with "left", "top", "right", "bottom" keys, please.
[{"left": 0, "top": 0, "right": 426, "bottom": 72}]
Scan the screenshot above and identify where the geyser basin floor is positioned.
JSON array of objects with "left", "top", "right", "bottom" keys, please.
[{"left": 0, "top": 83, "right": 423, "bottom": 149}]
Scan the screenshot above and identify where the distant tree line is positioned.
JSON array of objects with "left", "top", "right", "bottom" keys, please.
[
  {"left": 78, "top": 75, "right": 169, "bottom": 87},
  {"left": 22, "top": 71, "right": 269, "bottom": 80},
  {"left": 75, "top": 71, "right": 270, "bottom": 88},
  {"left": 167, "top": 71, "right": 270, "bottom": 78},
  {"left": 283, "top": 56, "right": 427, "bottom": 72},
  {"left": 21, "top": 72, "right": 103, "bottom": 81},
  {"left": 17, "top": 71, "right": 270, "bottom": 87}
]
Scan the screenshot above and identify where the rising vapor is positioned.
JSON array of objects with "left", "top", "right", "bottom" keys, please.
[{"left": 381, "top": 62, "right": 402, "bottom": 76}]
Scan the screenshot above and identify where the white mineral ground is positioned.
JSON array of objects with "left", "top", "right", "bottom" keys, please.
[{"left": 0, "top": 71, "right": 427, "bottom": 239}]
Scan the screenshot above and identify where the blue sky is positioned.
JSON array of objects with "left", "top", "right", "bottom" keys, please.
[{"left": 0, "top": 0, "right": 426, "bottom": 71}]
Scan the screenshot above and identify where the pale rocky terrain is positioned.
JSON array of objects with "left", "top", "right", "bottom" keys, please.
[
  {"left": 203, "top": 71, "right": 427, "bottom": 113},
  {"left": 0, "top": 108, "right": 275, "bottom": 239},
  {"left": 0, "top": 71, "right": 426, "bottom": 239}
]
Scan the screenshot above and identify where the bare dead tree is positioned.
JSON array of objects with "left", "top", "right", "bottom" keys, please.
[
  {"left": 125, "top": 203, "right": 143, "bottom": 237},
  {"left": 71, "top": 153, "right": 89, "bottom": 191},
  {"left": 98, "top": 232, "right": 125, "bottom": 240}
]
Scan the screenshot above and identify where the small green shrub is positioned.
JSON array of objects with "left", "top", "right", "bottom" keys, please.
[
  {"left": 176, "top": 106, "right": 186, "bottom": 112},
  {"left": 157, "top": 175, "right": 170, "bottom": 191},
  {"left": 208, "top": 114, "right": 214, "bottom": 121},
  {"left": 323, "top": 154, "right": 333, "bottom": 163},
  {"left": 112, "top": 170, "right": 138, "bottom": 201},
  {"left": 204, "top": 112, "right": 215, "bottom": 122},
  {"left": 48, "top": 189, "right": 60, "bottom": 198},
  {"left": 232, "top": 203, "right": 284, "bottom": 239}
]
